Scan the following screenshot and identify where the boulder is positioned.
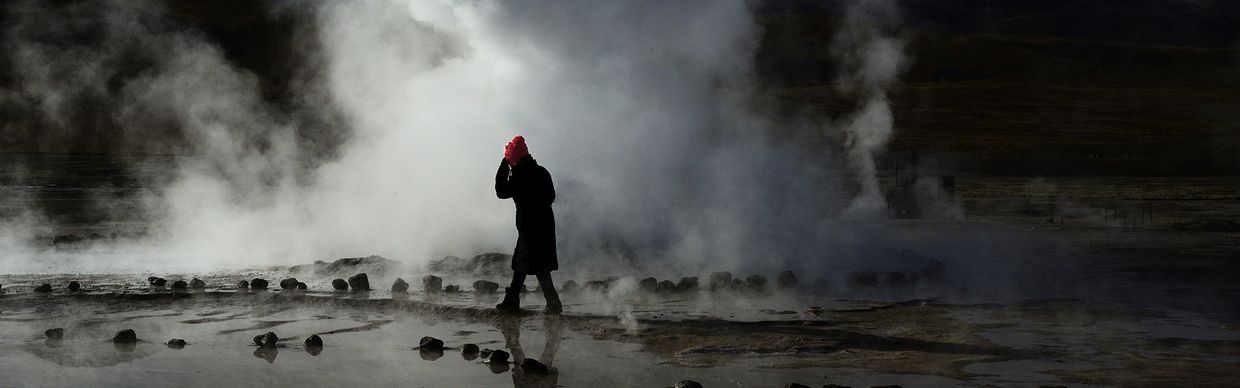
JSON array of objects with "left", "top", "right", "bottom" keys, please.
[
  {"left": 674, "top": 381, "right": 704, "bottom": 388},
  {"left": 171, "top": 280, "right": 188, "bottom": 290},
  {"left": 421, "top": 275, "right": 442, "bottom": 294},
  {"left": 189, "top": 278, "right": 206, "bottom": 289},
  {"left": 304, "top": 334, "right": 323, "bottom": 347},
  {"left": 776, "top": 271, "right": 798, "bottom": 289},
  {"left": 638, "top": 277, "right": 658, "bottom": 293},
  {"left": 519, "top": 358, "right": 549, "bottom": 374},
  {"left": 486, "top": 349, "right": 510, "bottom": 363},
  {"left": 846, "top": 271, "right": 878, "bottom": 287},
  {"left": 347, "top": 273, "right": 370, "bottom": 291},
  {"left": 331, "top": 278, "right": 348, "bottom": 290},
  {"left": 418, "top": 336, "right": 444, "bottom": 350},
  {"left": 45, "top": 328, "right": 64, "bottom": 340},
  {"left": 561, "top": 280, "right": 580, "bottom": 294},
  {"left": 462, "top": 343, "right": 480, "bottom": 354},
  {"left": 237, "top": 280, "right": 249, "bottom": 289},
  {"left": 445, "top": 284, "right": 460, "bottom": 293},
  {"left": 675, "top": 277, "right": 699, "bottom": 292},
  {"left": 112, "top": 329, "right": 138, "bottom": 344},
  {"left": 254, "top": 331, "right": 278, "bottom": 348},
  {"left": 473, "top": 280, "right": 500, "bottom": 294},
  {"left": 391, "top": 278, "right": 410, "bottom": 293},
  {"left": 709, "top": 271, "right": 733, "bottom": 289},
  {"left": 250, "top": 278, "right": 269, "bottom": 289},
  {"left": 167, "top": 339, "right": 187, "bottom": 349},
  {"left": 67, "top": 281, "right": 81, "bottom": 291},
  {"left": 746, "top": 275, "right": 768, "bottom": 292},
  {"left": 296, "top": 282, "right": 307, "bottom": 290},
  {"left": 279, "top": 278, "right": 299, "bottom": 290},
  {"left": 148, "top": 277, "right": 167, "bottom": 287},
  {"left": 34, "top": 283, "right": 52, "bottom": 293},
  {"left": 656, "top": 280, "right": 676, "bottom": 293}
]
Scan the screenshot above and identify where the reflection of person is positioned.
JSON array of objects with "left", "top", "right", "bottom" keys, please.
[
  {"left": 495, "top": 135, "right": 562, "bottom": 314},
  {"left": 496, "top": 315, "right": 562, "bottom": 388}
]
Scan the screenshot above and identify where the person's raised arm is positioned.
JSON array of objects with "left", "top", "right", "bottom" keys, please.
[{"left": 495, "top": 158, "right": 514, "bottom": 199}]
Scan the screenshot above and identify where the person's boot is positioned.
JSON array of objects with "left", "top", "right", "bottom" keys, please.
[
  {"left": 542, "top": 286, "right": 562, "bottom": 314},
  {"left": 496, "top": 287, "right": 521, "bottom": 313}
]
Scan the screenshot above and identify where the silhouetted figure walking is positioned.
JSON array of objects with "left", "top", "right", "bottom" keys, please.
[{"left": 495, "top": 136, "right": 562, "bottom": 314}]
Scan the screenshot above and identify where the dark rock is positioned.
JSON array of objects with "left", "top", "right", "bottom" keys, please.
[
  {"left": 421, "top": 275, "right": 442, "bottom": 293},
  {"left": 709, "top": 271, "right": 733, "bottom": 289},
  {"left": 674, "top": 380, "right": 704, "bottom": 388},
  {"left": 428, "top": 253, "right": 509, "bottom": 276},
  {"left": 462, "top": 343, "right": 480, "bottom": 354},
  {"left": 112, "top": 329, "right": 138, "bottom": 344},
  {"left": 304, "top": 334, "right": 323, "bottom": 347},
  {"left": 776, "top": 271, "right": 798, "bottom": 289},
  {"left": 473, "top": 280, "right": 500, "bottom": 294},
  {"left": 847, "top": 271, "right": 878, "bottom": 287},
  {"left": 331, "top": 278, "right": 348, "bottom": 290},
  {"left": 45, "top": 328, "right": 64, "bottom": 340},
  {"left": 237, "top": 280, "right": 249, "bottom": 289},
  {"left": 886, "top": 272, "right": 909, "bottom": 286},
  {"left": 301, "top": 255, "right": 402, "bottom": 277},
  {"left": 445, "top": 284, "right": 460, "bottom": 293},
  {"left": 746, "top": 275, "right": 768, "bottom": 292},
  {"left": 34, "top": 283, "right": 52, "bottom": 293},
  {"left": 584, "top": 280, "right": 608, "bottom": 292},
  {"left": 418, "top": 336, "right": 444, "bottom": 350},
  {"left": 167, "top": 339, "right": 186, "bottom": 349},
  {"left": 561, "top": 280, "right": 580, "bottom": 294},
  {"left": 486, "top": 349, "right": 510, "bottom": 363},
  {"left": 189, "top": 278, "right": 206, "bottom": 289},
  {"left": 67, "top": 281, "right": 81, "bottom": 291},
  {"left": 479, "top": 348, "right": 493, "bottom": 358},
  {"left": 171, "top": 280, "right": 188, "bottom": 290},
  {"left": 296, "top": 282, "right": 307, "bottom": 290},
  {"left": 347, "top": 273, "right": 370, "bottom": 291},
  {"left": 785, "top": 384, "right": 810, "bottom": 388},
  {"left": 250, "top": 278, "right": 269, "bottom": 289},
  {"left": 675, "top": 277, "right": 699, "bottom": 292},
  {"left": 519, "top": 358, "right": 549, "bottom": 374},
  {"left": 148, "top": 277, "right": 167, "bottom": 287},
  {"left": 279, "top": 278, "right": 299, "bottom": 290},
  {"left": 656, "top": 280, "right": 676, "bottom": 293},
  {"left": 391, "top": 278, "right": 410, "bottom": 293},
  {"left": 638, "top": 277, "right": 658, "bottom": 293},
  {"left": 254, "top": 331, "right": 278, "bottom": 348}
]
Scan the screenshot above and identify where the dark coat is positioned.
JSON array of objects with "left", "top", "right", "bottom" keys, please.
[{"left": 495, "top": 156, "right": 558, "bottom": 273}]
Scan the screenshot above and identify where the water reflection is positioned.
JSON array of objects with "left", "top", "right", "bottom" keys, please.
[
  {"left": 495, "top": 315, "right": 562, "bottom": 388},
  {"left": 253, "top": 347, "right": 278, "bottom": 363}
]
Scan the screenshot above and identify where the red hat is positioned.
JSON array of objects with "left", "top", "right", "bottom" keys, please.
[{"left": 504, "top": 135, "right": 529, "bottom": 165}]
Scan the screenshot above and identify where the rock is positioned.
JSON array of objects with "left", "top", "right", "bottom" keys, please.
[
  {"left": 45, "top": 328, "right": 64, "bottom": 340},
  {"left": 584, "top": 280, "right": 608, "bottom": 292},
  {"left": 304, "top": 334, "right": 323, "bottom": 347},
  {"left": 846, "top": 271, "right": 878, "bottom": 287},
  {"left": 347, "top": 273, "right": 370, "bottom": 291},
  {"left": 189, "top": 278, "right": 205, "bottom": 289},
  {"left": 67, "top": 281, "right": 81, "bottom": 291},
  {"left": 332, "top": 278, "right": 348, "bottom": 290},
  {"left": 299, "top": 255, "right": 402, "bottom": 277},
  {"left": 709, "top": 271, "right": 733, "bottom": 289},
  {"left": 784, "top": 384, "right": 810, "bottom": 388},
  {"left": 279, "top": 278, "right": 299, "bottom": 290},
  {"left": 675, "top": 277, "right": 699, "bottom": 292},
  {"left": 561, "top": 280, "right": 580, "bottom": 294},
  {"left": 237, "top": 280, "right": 249, "bottom": 289},
  {"left": 519, "top": 358, "right": 549, "bottom": 374},
  {"left": 886, "top": 272, "right": 909, "bottom": 286},
  {"left": 418, "top": 336, "right": 444, "bottom": 350},
  {"left": 746, "top": 275, "right": 768, "bottom": 292},
  {"left": 250, "top": 278, "right": 269, "bottom": 289},
  {"left": 167, "top": 339, "right": 186, "bottom": 349},
  {"left": 112, "top": 329, "right": 138, "bottom": 344},
  {"left": 473, "top": 280, "right": 500, "bottom": 294},
  {"left": 296, "top": 282, "right": 307, "bottom": 290},
  {"left": 674, "top": 380, "right": 704, "bottom": 388},
  {"left": 148, "top": 277, "right": 167, "bottom": 287},
  {"left": 445, "top": 284, "right": 460, "bottom": 293},
  {"left": 638, "top": 277, "right": 658, "bottom": 293},
  {"left": 729, "top": 278, "right": 746, "bottom": 290},
  {"left": 171, "top": 280, "right": 188, "bottom": 290},
  {"left": 479, "top": 348, "right": 493, "bottom": 358},
  {"left": 254, "top": 331, "right": 278, "bottom": 348},
  {"left": 428, "top": 253, "right": 509, "bottom": 276},
  {"left": 391, "top": 278, "right": 410, "bottom": 293},
  {"left": 421, "top": 275, "right": 442, "bottom": 293},
  {"left": 486, "top": 349, "right": 510, "bottom": 363},
  {"left": 656, "top": 280, "right": 676, "bottom": 293},
  {"left": 776, "top": 271, "right": 798, "bottom": 289},
  {"left": 34, "top": 283, "right": 52, "bottom": 293},
  {"left": 462, "top": 343, "right": 480, "bottom": 354}
]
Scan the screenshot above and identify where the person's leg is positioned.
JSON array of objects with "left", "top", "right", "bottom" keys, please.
[
  {"left": 535, "top": 272, "right": 561, "bottom": 314},
  {"left": 497, "top": 272, "right": 525, "bottom": 312}
]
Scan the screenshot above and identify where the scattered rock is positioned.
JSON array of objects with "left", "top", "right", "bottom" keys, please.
[
  {"left": 189, "top": 278, "right": 206, "bottom": 289},
  {"left": 886, "top": 272, "right": 909, "bottom": 286},
  {"left": 34, "top": 284, "right": 52, "bottom": 293},
  {"left": 656, "top": 280, "right": 676, "bottom": 293},
  {"left": 674, "top": 380, "right": 704, "bottom": 388},
  {"left": 445, "top": 284, "right": 460, "bottom": 293},
  {"left": 347, "top": 273, "right": 370, "bottom": 291},
  {"left": 45, "top": 328, "right": 64, "bottom": 340},
  {"left": 776, "top": 271, "right": 798, "bottom": 289},
  {"left": 391, "top": 278, "right": 410, "bottom": 293},
  {"left": 112, "top": 329, "right": 138, "bottom": 344},
  {"left": 171, "top": 280, "right": 188, "bottom": 290},
  {"left": 486, "top": 349, "right": 510, "bottom": 363},
  {"left": 167, "top": 339, "right": 186, "bottom": 349},
  {"left": 422, "top": 275, "right": 442, "bottom": 294},
  {"left": 638, "top": 277, "right": 658, "bottom": 293},
  {"left": 254, "top": 332, "right": 278, "bottom": 348},
  {"left": 304, "top": 334, "right": 323, "bottom": 347},
  {"left": 250, "top": 278, "right": 269, "bottom": 290},
  {"left": 847, "top": 271, "right": 878, "bottom": 287},
  {"left": 473, "top": 280, "right": 500, "bottom": 294},
  {"left": 746, "top": 275, "right": 768, "bottom": 292},
  {"left": 67, "top": 281, "right": 81, "bottom": 291},
  {"left": 237, "top": 280, "right": 249, "bottom": 289},
  {"left": 561, "top": 280, "right": 580, "bottom": 294},
  {"left": 709, "top": 271, "right": 733, "bottom": 289},
  {"left": 675, "top": 277, "right": 699, "bottom": 292},
  {"left": 519, "top": 358, "right": 549, "bottom": 374},
  {"left": 462, "top": 343, "right": 480, "bottom": 354},
  {"left": 332, "top": 278, "right": 348, "bottom": 290},
  {"left": 296, "top": 282, "right": 307, "bottom": 290},
  {"left": 279, "top": 278, "right": 299, "bottom": 290},
  {"left": 418, "top": 336, "right": 444, "bottom": 350},
  {"left": 148, "top": 277, "right": 167, "bottom": 287}
]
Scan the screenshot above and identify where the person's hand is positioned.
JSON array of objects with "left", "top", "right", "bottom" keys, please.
[{"left": 499, "top": 157, "right": 510, "bottom": 170}]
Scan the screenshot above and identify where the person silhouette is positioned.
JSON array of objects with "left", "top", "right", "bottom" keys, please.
[{"left": 494, "top": 135, "right": 562, "bottom": 314}]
